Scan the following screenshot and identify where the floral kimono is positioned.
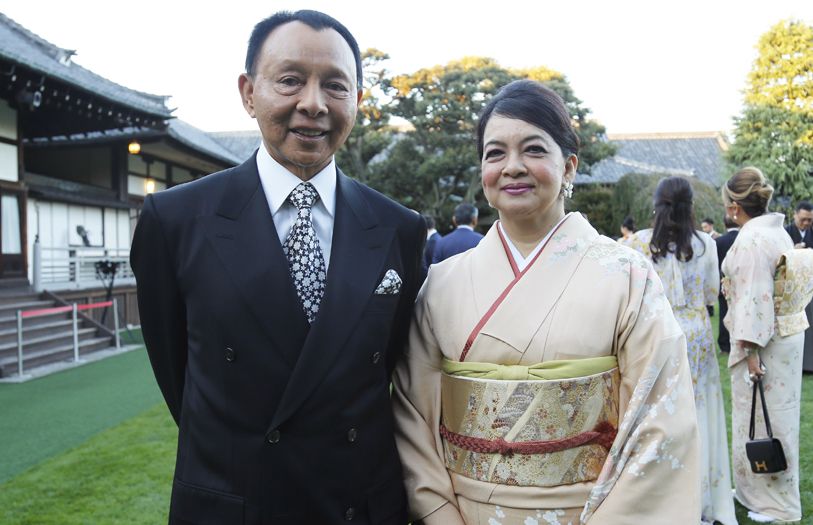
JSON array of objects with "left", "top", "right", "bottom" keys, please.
[
  {"left": 631, "top": 229, "right": 737, "bottom": 525},
  {"left": 722, "top": 212, "right": 813, "bottom": 523},
  {"left": 393, "top": 213, "right": 700, "bottom": 525}
]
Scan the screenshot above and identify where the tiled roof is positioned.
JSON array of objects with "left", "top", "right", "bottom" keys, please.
[
  {"left": 0, "top": 12, "right": 172, "bottom": 118},
  {"left": 207, "top": 130, "right": 262, "bottom": 161},
  {"left": 168, "top": 121, "right": 243, "bottom": 166},
  {"left": 578, "top": 132, "right": 729, "bottom": 187}
]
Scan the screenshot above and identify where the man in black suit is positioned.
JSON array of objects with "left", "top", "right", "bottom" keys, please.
[
  {"left": 786, "top": 201, "right": 813, "bottom": 248},
  {"left": 131, "top": 11, "right": 424, "bottom": 524},
  {"left": 422, "top": 214, "right": 439, "bottom": 273},
  {"left": 432, "top": 203, "right": 484, "bottom": 263},
  {"left": 715, "top": 216, "right": 739, "bottom": 353}
]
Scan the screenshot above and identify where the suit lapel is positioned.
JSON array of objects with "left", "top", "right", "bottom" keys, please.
[
  {"left": 270, "top": 171, "right": 394, "bottom": 429},
  {"left": 200, "top": 156, "right": 308, "bottom": 368}
]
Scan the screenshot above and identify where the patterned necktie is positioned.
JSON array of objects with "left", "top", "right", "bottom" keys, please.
[{"left": 283, "top": 182, "right": 327, "bottom": 323}]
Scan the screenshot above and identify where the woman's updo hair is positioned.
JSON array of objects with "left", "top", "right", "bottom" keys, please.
[
  {"left": 477, "top": 80, "right": 580, "bottom": 160},
  {"left": 650, "top": 176, "right": 703, "bottom": 263},
  {"left": 721, "top": 167, "right": 774, "bottom": 218}
]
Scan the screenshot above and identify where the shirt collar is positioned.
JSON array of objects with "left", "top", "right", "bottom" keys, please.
[
  {"left": 256, "top": 144, "right": 337, "bottom": 217},
  {"left": 457, "top": 224, "right": 474, "bottom": 231}
]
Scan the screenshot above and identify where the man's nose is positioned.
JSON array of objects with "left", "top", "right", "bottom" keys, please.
[{"left": 297, "top": 81, "right": 328, "bottom": 117}]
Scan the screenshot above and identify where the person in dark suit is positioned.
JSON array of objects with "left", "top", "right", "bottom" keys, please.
[
  {"left": 715, "top": 216, "right": 739, "bottom": 353},
  {"left": 785, "top": 200, "right": 813, "bottom": 248},
  {"left": 422, "top": 214, "right": 440, "bottom": 273},
  {"left": 130, "top": 10, "right": 424, "bottom": 525},
  {"left": 432, "top": 203, "right": 484, "bottom": 263}
]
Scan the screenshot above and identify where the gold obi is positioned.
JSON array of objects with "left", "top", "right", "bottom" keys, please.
[
  {"left": 774, "top": 249, "right": 813, "bottom": 337},
  {"left": 440, "top": 361, "right": 620, "bottom": 488}
]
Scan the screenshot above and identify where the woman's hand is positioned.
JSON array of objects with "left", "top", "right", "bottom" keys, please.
[{"left": 741, "top": 341, "right": 764, "bottom": 381}]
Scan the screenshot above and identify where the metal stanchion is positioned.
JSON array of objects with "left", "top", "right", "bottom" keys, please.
[
  {"left": 72, "top": 303, "right": 79, "bottom": 362},
  {"left": 113, "top": 298, "right": 121, "bottom": 350},
  {"left": 16, "top": 310, "right": 24, "bottom": 377}
]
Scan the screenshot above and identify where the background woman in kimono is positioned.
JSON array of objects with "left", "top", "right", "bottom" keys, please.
[
  {"left": 630, "top": 177, "right": 737, "bottom": 525},
  {"left": 721, "top": 167, "right": 806, "bottom": 523},
  {"left": 392, "top": 80, "right": 700, "bottom": 525}
]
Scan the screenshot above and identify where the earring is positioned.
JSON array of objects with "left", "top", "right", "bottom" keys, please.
[{"left": 560, "top": 181, "right": 574, "bottom": 199}]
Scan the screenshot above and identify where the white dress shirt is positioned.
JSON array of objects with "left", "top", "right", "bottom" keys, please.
[
  {"left": 256, "top": 146, "right": 336, "bottom": 269},
  {"left": 497, "top": 213, "right": 570, "bottom": 272}
]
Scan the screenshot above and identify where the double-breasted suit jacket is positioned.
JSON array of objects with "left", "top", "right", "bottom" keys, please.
[{"left": 131, "top": 153, "right": 425, "bottom": 525}]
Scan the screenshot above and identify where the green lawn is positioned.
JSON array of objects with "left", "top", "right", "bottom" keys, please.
[
  {"left": 0, "top": 342, "right": 164, "bottom": 483},
  {"left": 0, "top": 317, "right": 809, "bottom": 523}
]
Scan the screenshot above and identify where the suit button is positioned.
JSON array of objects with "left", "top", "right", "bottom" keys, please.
[
  {"left": 347, "top": 428, "right": 358, "bottom": 443},
  {"left": 266, "top": 429, "right": 281, "bottom": 444},
  {"left": 225, "top": 347, "right": 235, "bottom": 362},
  {"left": 344, "top": 507, "right": 355, "bottom": 521},
  {"left": 371, "top": 352, "right": 382, "bottom": 364}
]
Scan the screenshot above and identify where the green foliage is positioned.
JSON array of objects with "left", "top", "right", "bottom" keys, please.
[
  {"left": 566, "top": 185, "right": 615, "bottom": 236},
  {"left": 728, "top": 19, "right": 813, "bottom": 206},
  {"left": 336, "top": 49, "right": 397, "bottom": 184},
  {"left": 746, "top": 20, "right": 813, "bottom": 112},
  {"left": 366, "top": 57, "right": 614, "bottom": 229},
  {"left": 607, "top": 173, "right": 725, "bottom": 236},
  {"left": 727, "top": 105, "right": 813, "bottom": 203}
]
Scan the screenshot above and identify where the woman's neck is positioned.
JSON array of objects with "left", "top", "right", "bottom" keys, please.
[{"left": 499, "top": 210, "right": 566, "bottom": 258}]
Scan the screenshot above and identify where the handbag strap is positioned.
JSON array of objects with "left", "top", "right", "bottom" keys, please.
[{"left": 749, "top": 378, "right": 774, "bottom": 440}]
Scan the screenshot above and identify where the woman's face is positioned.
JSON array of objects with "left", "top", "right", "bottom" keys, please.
[{"left": 481, "top": 115, "right": 577, "bottom": 222}]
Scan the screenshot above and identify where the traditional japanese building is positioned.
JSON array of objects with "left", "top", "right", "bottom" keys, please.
[{"left": 0, "top": 13, "right": 240, "bottom": 377}]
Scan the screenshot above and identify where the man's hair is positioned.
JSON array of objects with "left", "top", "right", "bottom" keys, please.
[
  {"left": 422, "top": 214, "right": 435, "bottom": 229},
  {"left": 454, "top": 203, "right": 478, "bottom": 226},
  {"left": 796, "top": 201, "right": 813, "bottom": 212},
  {"left": 244, "top": 10, "right": 363, "bottom": 88},
  {"left": 701, "top": 217, "right": 714, "bottom": 226}
]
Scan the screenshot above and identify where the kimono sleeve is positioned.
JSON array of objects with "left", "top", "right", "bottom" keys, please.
[
  {"left": 702, "top": 234, "right": 720, "bottom": 306},
  {"left": 391, "top": 281, "right": 464, "bottom": 524},
  {"left": 723, "top": 241, "right": 776, "bottom": 349},
  {"left": 581, "top": 256, "right": 700, "bottom": 524}
]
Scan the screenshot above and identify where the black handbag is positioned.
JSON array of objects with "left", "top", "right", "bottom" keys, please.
[{"left": 745, "top": 378, "right": 787, "bottom": 474}]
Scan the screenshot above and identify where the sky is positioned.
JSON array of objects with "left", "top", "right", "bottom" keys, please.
[{"left": 2, "top": 0, "right": 812, "bottom": 137}]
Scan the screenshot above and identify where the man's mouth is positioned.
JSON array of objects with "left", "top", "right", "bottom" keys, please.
[{"left": 292, "top": 128, "right": 328, "bottom": 139}]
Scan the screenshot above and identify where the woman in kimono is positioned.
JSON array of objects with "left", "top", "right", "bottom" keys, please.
[
  {"left": 721, "top": 167, "right": 812, "bottom": 523},
  {"left": 617, "top": 216, "right": 637, "bottom": 247},
  {"left": 630, "top": 177, "right": 737, "bottom": 525},
  {"left": 392, "top": 80, "right": 700, "bottom": 525}
]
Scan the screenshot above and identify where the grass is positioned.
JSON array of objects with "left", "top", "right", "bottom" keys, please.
[
  {"left": 0, "top": 403, "right": 175, "bottom": 524},
  {"left": 0, "top": 342, "right": 164, "bottom": 483},
  {"left": 0, "top": 316, "right": 809, "bottom": 523}
]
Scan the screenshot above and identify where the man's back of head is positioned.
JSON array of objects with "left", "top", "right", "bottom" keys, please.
[{"left": 453, "top": 203, "right": 478, "bottom": 228}]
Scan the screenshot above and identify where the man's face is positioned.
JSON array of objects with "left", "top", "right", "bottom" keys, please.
[
  {"left": 238, "top": 22, "right": 360, "bottom": 181},
  {"left": 794, "top": 209, "right": 813, "bottom": 231},
  {"left": 701, "top": 222, "right": 713, "bottom": 234}
]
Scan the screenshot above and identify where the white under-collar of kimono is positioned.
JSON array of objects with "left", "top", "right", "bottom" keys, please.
[{"left": 497, "top": 213, "right": 571, "bottom": 272}]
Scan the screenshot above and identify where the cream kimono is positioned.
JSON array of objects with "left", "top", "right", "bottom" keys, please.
[
  {"left": 722, "top": 212, "right": 813, "bottom": 523},
  {"left": 393, "top": 213, "right": 700, "bottom": 525}
]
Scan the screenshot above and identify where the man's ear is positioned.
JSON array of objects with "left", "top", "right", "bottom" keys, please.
[
  {"left": 238, "top": 73, "right": 256, "bottom": 118},
  {"left": 356, "top": 88, "right": 363, "bottom": 106}
]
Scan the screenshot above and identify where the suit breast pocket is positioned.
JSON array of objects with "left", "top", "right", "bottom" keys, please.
[{"left": 365, "top": 293, "right": 400, "bottom": 314}]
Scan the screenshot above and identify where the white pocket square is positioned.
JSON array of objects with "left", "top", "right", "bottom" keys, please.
[{"left": 374, "top": 269, "right": 402, "bottom": 295}]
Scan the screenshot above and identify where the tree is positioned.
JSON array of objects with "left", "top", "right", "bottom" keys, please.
[
  {"left": 372, "top": 57, "right": 615, "bottom": 230},
  {"left": 745, "top": 20, "right": 813, "bottom": 112},
  {"left": 336, "top": 49, "right": 395, "bottom": 184},
  {"left": 728, "top": 20, "right": 813, "bottom": 206}
]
